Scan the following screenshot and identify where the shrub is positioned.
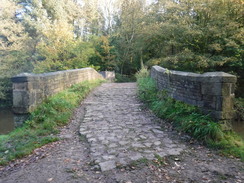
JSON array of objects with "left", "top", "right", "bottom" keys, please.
[{"left": 234, "top": 98, "right": 244, "bottom": 122}]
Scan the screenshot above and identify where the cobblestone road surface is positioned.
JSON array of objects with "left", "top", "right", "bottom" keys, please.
[{"left": 80, "top": 83, "right": 185, "bottom": 171}]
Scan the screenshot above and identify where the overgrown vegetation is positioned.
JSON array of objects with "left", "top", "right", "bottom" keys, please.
[
  {"left": 115, "top": 73, "right": 136, "bottom": 83},
  {"left": 136, "top": 68, "right": 244, "bottom": 161},
  {"left": 234, "top": 98, "right": 244, "bottom": 122},
  {"left": 0, "top": 80, "right": 103, "bottom": 165}
]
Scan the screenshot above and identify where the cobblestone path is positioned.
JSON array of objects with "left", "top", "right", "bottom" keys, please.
[{"left": 80, "top": 83, "right": 185, "bottom": 171}]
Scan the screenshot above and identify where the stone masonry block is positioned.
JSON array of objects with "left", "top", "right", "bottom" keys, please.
[
  {"left": 13, "top": 91, "right": 29, "bottom": 107},
  {"left": 200, "top": 72, "right": 237, "bottom": 83},
  {"left": 13, "top": 82, "right": 28, "bottom": 90},
  {"left": 201, "top": 82, "right": 222, "bottom": 95},
  {"left": 222, "top": 83, "right": 235, "bottom": 96},
  {"left": 216, "top": 95, "right": 234, "bottom": 112},
  {"left": 221, "top": 96, "right": 234, "bottom": 113}
]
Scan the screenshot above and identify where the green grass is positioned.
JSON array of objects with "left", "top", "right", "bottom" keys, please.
[
  {"left": 0, "top": 79, "right": 104, "bottom": 165},
  {"left": 136, "top": 68, "right": 244, "bottom": 161}
]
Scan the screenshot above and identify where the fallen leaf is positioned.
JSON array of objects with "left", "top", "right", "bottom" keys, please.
[
  {"left": 48, "top": 178, "right": 53, "bottom": 182},
  {"left": 64, "top": 159, "right": 71, "bottom": 163},
  {"left": 165, "top": 176, "right": 170, "bottom": 180},
  {"left": 175, "top": 162, "right": 180, "bottom": 167}
]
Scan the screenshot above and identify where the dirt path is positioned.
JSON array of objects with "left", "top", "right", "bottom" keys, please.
[{"left": 0, "top": 83, "right": 243, "bottom": 183}]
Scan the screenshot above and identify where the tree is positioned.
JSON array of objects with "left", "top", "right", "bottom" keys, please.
[
  {"left": 0, "top": 0, "right": 33, "bottom": 100},
  {"left": 19, "top": 0, "right": 98, "bottom": 73},
  {"left": 89, "top": 36, "right": 116, "bottom": 71},
  {"left": 144, "top": 0, "right": 244, "bottom": 95},
  {"left": 112, "top": 0, "right": 147, "bottom": 74}
]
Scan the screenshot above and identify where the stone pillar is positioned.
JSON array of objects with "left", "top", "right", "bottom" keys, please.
[
  {"left": 99, "top": 71, "right": 115, "bottom": 81},
  {"left": 12, "top": 73, "right": 38, "bottom": 114},
  {"left": 200, "top": 72, "right": 236, "bottom": 121}
]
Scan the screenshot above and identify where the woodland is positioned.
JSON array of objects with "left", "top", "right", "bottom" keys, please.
[{"left": 0, "top": 0, "right": 243, "bottom": 102}]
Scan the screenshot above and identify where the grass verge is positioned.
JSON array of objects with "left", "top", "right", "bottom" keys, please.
[
  {"left": 0, "top": 79, "right": 104, "bottom": 165},
  {"left": 136, "top": 68, "right": 244, "bottom": 161}
]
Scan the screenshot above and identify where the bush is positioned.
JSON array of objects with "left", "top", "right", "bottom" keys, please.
[
  {"left": 135, "top": 67, "right": 149, "bottom": 79},
  {"left": 234, "top": 98, "right": 244, "bottom": 122}
]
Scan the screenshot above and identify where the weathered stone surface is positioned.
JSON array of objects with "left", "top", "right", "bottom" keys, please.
[
  {"left": 201, "top": 83, "right": 222, "bottom": 95},
  {"left": 80, "top": 83, "right": 185, "bottom": 171},
  {"left": 151, "top": 65, "right": 236, "bottom": 120},
  {"left": 99, "top": 71, "right": 115, "bottom": 81},
  {"left": 99, "top": 160, "right": 116, "bottom": 171}
]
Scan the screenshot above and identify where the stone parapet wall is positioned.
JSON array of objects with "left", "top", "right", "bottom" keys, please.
[
  {"left": 99, "top": 71, "right": 115, "bottom": 81},
  {"left": 12, "top": 68, "right": 103, "bottom": 114},
  {"left": 151, "top": 66, "right": 237, "bottom": 120}
]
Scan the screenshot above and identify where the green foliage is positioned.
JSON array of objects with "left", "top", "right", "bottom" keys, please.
[
  {"left": 111, "top": 0, "right": 146, "bottom": 75},
  {"left": 234, "top": 98, "right": 244, "bottom": 122},
  {"left": 0, "top": 80, "right": 103, "bottom": 165},
  {"left": 111, "top": 0, "right": 243, "bottom": 95},
  {"left": 0, "top": 0, "right": 102, "bottom": 100},
  {"left": 207, "top": 131, "right": 244, "bottom": 160},
  {"left": 33, "top": 38, "right": 95, "bottom": 73},
  {"left": 115, "top": 73, "right": 136, "bottom": 83},
  {"left": 0, "top": 0, "right": 34, "bottom": 100},
  {"left": 136, "top": 69, "right": 244, "bottom": 160},
  {"left": 135, "top": 67, "right": 149, "bottom": 79},
  {"left": 0, "top": 78, "right": 12, "bottom": 106},
  {"left": 89, "top": 36, "right": 116, "bottom": 71},
  {"left": 136, "top": 77, "right": 157, "bottom": 103},
  {"left": 143, "top": 0, "right": 243, "bottom": 94}
]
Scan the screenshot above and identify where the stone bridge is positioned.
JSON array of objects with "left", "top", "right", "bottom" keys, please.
[
  {"left": 7, "top": 66, "right": 240, "bottom": 174},
  {"left": 12, "top": 66, "right": 236, "bottom": 121}
]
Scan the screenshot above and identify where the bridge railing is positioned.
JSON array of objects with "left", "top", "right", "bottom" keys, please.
[
  {"left": 151, "top": 66, "right": 237, "bottom": 121},
  {"left": 12, "top": 68, "right": 105, "bottom": 114}
]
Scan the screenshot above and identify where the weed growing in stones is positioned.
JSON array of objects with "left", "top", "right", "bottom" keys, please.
[
  {"left": 123, "top": 158, "right": 149, "bottom": 170},
  {"left": 79, "top": 134, "right": 87, "bottom": 142},
  {"left": 153, "top": 154, "right": 166, "bottom": 166}
]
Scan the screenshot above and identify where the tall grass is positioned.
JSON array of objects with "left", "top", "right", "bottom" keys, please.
[
  {"left": 0, "top": 79, "right": 103, "bottom": 165},
  {"left": 136, "top": 69, "right": 244, "bottom": 160}
]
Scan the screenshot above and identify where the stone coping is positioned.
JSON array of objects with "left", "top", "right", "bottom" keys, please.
[
  {"left": 12, "top": 68, "right": 94, "bottom": 83},
  {"left": 152, "top": 66, "right": 237, "bottom": 83}
]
